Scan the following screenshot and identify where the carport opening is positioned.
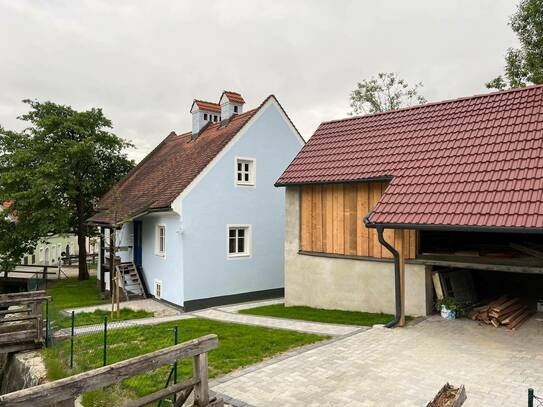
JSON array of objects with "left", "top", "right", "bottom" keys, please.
[
  {"left": 419, "top": 230, "right": 543, "bottom": 260},
  {"left": 418, "top": 230, "right": 543, "bottom": 330}
]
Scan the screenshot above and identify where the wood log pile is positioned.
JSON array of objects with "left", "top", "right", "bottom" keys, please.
[{"left": 468, "top": 296, "right": 533, "bottom": 330}]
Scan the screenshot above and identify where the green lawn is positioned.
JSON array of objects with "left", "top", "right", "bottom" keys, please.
[
  {"left": 47, "top": 276, "right": 107, "bottom": 309},
  {"left": 43, "top": 318, "right": 325, "bottom": 406},
  {"left": 239, "top": 304, "right": 404, "bottom": 326},
  {"left": 46, "top": 277, "right": 152, "bottom": 328}
]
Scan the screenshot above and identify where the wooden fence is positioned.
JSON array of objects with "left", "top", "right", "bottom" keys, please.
[
  {"left": 0, "top": 334, "right": 223, "bottom": 407},
  {"left": 0, "top": 290, "right": 50, "bottom": 353},
  {"left": 2, "top": 265, "right": 57, "bottom": 280}
]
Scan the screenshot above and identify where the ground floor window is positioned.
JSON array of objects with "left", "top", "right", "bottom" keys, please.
[
  {"left": 228, "top": 225, "right": 251, "bottom": 257},
  {"left": 154, "top": 279, "right": 162, "bottom": 299},
  {"left": 155, "top": 225, "right": 166, "bottom": 256}
]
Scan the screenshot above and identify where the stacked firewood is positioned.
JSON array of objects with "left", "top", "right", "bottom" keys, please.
[{"left": 468, "top": 296, "right": 533, "bottom": 330}]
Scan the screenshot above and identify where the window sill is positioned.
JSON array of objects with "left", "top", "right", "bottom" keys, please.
[
  {"left": 228, "top": 253, "right": 250, "bottom": 259},
  {"left": 235, "top": 182, "right": 255, "bottom": 187},
  {"left": 154, "top": 253, "right": 166, "bottom": 258}
]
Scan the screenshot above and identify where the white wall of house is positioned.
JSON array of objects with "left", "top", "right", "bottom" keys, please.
[
  {"left": 97, "top": 97, "right": 303, "bottom": 308},
  {"left": 180, "top": 100, "right": 303, "bottom": 304},
  {"left": 283, "top": 187, "right": 433, "bottom": 317},
  {"left": 139, "top": 212, "right": 184, "bottom": 306}
]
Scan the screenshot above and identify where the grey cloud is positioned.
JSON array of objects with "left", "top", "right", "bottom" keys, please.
[{"left": 0, "top": 0, "right": 518, "bottom": 161}]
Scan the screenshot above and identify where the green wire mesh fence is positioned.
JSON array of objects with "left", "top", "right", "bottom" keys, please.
[{"left": 529, "top": 389, "right": 543, "bottom": 407}]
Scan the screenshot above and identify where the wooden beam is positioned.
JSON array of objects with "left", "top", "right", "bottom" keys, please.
[
  {"left": 0, "top": 296, "right": 50, "bottom": 307},
  {"left": 412, "top": 255, "right": 543, "bottom": 274},
  {"left": 0, "top": 308, "right": 31, "bottom": 316},
  {"left": 0, "top": 291, "right": 46, "bottom": 301},
  {"left": 193, "top": 352, "right": 209, "bottom": 406},
  {"left": 121, "top": 378, "right": 198, "bottom": 407},
  {"left": 0, "top": 335, "right": 218, "bottom": 407},
  {"left": 510, "top": 242, "right": 543, "bottom": 259},
  {"left": 0, "top": 314, "right": 41, "bottom": 324},
  {"left": 0, "top": 330, "right": 36, "bottom": 345}
]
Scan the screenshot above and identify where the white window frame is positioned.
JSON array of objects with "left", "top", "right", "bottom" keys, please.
[
  {"left": 227, "top": 224, "right": 251, "bottom": 259},
  {"left": 155, "top": 224, "right": 166, "bottom": 257},
  {"left": 234, "top": 157, "right": 256, "bottom": 187},
  {"left": 154, "top": 279, "right": 162, "bottom": 299}
]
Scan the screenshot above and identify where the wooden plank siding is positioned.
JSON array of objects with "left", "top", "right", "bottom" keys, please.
[{"left": 299, "top": 183, "right": 417, "bottom": 260}]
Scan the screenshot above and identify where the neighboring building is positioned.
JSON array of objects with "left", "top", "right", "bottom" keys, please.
[
  {"left": 22, "top": 235, "right": 98, "bottom": 265},
  {"left": 1, "top": 201, "right": 98, "bottom": 266},
  {"left": 88, "top": 91, "right": 304, "bottom": 310},
  {"left": 276, "top": 85, "right": 543, "bottom": 320}
]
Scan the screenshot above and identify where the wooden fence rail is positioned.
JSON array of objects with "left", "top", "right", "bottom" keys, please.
[
  {"left": 2, "top": 265, "right": 56, "bottom": 280},
  {"left": 0, "top": 290, "right": 50, "bottom": 353},
  {"left": 0, "top": 334, "right": 223, "bottom": 407}
]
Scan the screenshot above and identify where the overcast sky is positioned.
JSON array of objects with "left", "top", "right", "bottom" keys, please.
[{"left": 0, "top": 1, "right": 518, "bottom": 161}]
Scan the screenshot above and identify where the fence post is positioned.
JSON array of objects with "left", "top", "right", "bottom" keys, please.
[
  {"left": 173, "top": 326, "right": 178, "bottom": 403},
  {"left": 103, "top": 316, "right": 108, "bottom": 367},
  {"left": 42, "top": 266, "right": 47, "bottom": 289},
  {"left": 45, "top": 300, "right": 50, "bottom": 347},
  {"left": 70, "top": 311, "right": 75, "bottom": 369},
  {"left": 192, "top": 352, "right": 209, "bottom": 406},
  {"left": 529, "top": 388, "right": 534, "bottom": 407}
]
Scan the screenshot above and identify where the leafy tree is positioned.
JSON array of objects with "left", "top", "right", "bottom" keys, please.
[
  {"left": 0, "top": 100, "right": 134, "bottom": 280},
  {"left": 349, "top": 72, "right": 427, "bottom": 115},
  {"left": 487, "top": 0, "right": 543, "bottom": 90}
]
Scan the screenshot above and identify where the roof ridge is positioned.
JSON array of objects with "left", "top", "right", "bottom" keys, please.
[
  {"left": 323, "top": 83, "right": 543, "bottom": 126},
  {"left": 193, "top": 99, "right": 220, "bottom": 105}
]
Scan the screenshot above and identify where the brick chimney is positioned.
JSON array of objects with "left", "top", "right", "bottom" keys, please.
[
  {"left": 190, "top": 100, "right": 221, "bottom": 136},
  {"left": 219, "top": 91, "right": 245, "bottom": 121}
]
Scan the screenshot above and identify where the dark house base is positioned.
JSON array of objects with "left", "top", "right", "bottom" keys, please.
[{"left": 183, "top": 287, "right": 284, "bottom": 312}]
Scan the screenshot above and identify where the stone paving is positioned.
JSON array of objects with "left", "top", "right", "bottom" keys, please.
[
  {"left": 192, "top": 307, "right": 363, "bottom": 337},
  {"left": 212, "top": 314, "right": 543, "bottom": 407}
]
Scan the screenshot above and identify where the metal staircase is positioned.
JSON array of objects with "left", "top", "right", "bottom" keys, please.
[{"left": 116, "top": 262, "right": 147, "bottom": 300}]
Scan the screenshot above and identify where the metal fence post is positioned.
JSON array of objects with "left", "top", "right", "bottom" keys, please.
[
  {"left": 70, "top": 311, "right": 75, "bottom": 369},
  {"left": 103, "top": 316, "right": 108, "bottom": 367},
  {"left": 173, "top": 326, "right": 178, "bottom": 403},
  {"left": 529, "top": 388, "right": 534, "bottom": 407}
]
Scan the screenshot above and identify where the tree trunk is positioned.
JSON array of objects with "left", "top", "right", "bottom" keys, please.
[
  {"left": 77, "top": 232, "right": 89, "bottom": 280},
  {"left": 76, "top": 195, "right": 89, "bottom": 281}
]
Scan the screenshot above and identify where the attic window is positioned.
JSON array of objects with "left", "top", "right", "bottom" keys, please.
[
  {"left": 214, "top": 115, "right": 218, "bottom": 122},
  {"left": 234, "top": 106, "right": 238, "bottom": 113},
  {"left": 235, "top": 158, "right": 255, "bottom": 186},
  {"left": 204, "top": 113, "right": 208, "bottom": 120}
]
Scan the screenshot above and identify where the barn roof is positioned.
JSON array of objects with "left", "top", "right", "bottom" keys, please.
[{"left": 276, "top": 85, "right": 543, "bottom": 231}]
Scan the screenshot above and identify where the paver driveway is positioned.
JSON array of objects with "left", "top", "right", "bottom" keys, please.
[{"left": 212, "top": 314, "right": 543, "bottom": 406}]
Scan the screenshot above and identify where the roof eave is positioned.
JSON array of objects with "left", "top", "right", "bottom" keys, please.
[
  {"left": 275, "top": 176, "right": 394, "bottom": 188},
  {"left": 363, "top": 218, "right": 543, "bottom": 234}
]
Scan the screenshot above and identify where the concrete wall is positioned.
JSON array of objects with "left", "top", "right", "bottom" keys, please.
[
  {"left": 284, "top": 187, "right": 432, "bottom": 317},
  {"left": 181, "top": 101, "right": 303, "bottom": 302}
]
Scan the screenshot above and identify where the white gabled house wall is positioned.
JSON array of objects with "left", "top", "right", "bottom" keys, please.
[
  {"left": 179, "top": 99, "right": 303, "bottom": 307},
  {"left": 99, "top": 96, "right": 303, "bottom": 309}
]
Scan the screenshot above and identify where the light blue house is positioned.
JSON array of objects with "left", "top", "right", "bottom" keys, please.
[{"left": 89, "top": 91, "right": 304, "bottom": 310}]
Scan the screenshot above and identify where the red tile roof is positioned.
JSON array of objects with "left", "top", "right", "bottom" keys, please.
[
  {"left": 192, "top": 100, "right": 221, "bottom": 113},
  {"left": 89, "top": 99, "right": 267, "bottom": 226},
  {"left": 277, "top": 85, "right": 543, "bottom": 231},
  {"left": 221, "top": 91, "right": 245, "bottom": 104}
]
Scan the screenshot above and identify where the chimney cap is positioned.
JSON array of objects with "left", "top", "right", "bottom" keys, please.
[
  {"left": 190, "top": 99, "right": 221, "bottom": 113},
  {"left": 219, "top": 91, "right": 245, "bottom": 105}
]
